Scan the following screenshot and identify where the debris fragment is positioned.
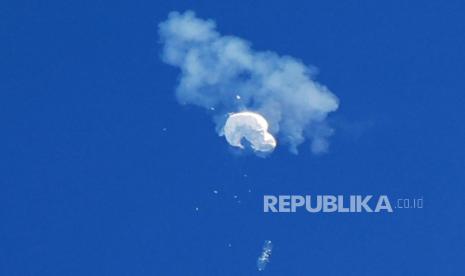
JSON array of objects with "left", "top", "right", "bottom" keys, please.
[{"left": 257, "top": 240, "right": 273, "bottom": 271}]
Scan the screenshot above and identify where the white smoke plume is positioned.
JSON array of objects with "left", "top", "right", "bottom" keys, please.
[{"left": 159, "top": 11, "right": 339, "bottom": 154}]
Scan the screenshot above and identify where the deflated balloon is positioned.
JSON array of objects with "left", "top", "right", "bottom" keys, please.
[{"left": 223, "top": 112, "right": 276, "bottom": 152}]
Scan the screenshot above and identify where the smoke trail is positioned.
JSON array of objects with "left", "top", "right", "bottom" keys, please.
[{"left": 159, "top": 11, "right": 339, "bottom": 154}]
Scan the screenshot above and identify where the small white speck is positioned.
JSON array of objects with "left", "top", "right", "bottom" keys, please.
[
  {"left": 235, "top": 95, "right": 241, "bottom": 100},
  {"left": 243, "top": 174, "right": 248, "bottom": 178},
  {"left": 233, "top": 195, "right": 238, "bottom": 199},
  {"left": 227, "top": 243, "right": 232, "bottom": 247},
  {"left": 162, "top": 128, "right": 167, "bottom": 131},
  {"left": 248, "top": 189, "right": 252, "bottom": 193},
  {"left": 210, "top": 107, "right": 215, "bottom": 111},
  {"left": 195, "top": 207, "right": 199, "bottom": 211},
  {"left": 213, "top": 190, "right": 219, "bottom": 194}
]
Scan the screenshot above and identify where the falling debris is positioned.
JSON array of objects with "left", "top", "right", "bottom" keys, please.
[
  {"left": 235, "top": 95, "right": 241, "bottom": 100},
  {"left": 257, "top": 240, "right": 273, "bottom": 271}
]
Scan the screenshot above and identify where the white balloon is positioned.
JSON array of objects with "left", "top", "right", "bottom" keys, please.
[{"left": 223, "top": 112, "right": 276, "bottom": 152}]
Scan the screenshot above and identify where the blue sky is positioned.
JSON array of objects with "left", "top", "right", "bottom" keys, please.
[{"left": 1, "top": 1, "right": 465, "bottom": 275}]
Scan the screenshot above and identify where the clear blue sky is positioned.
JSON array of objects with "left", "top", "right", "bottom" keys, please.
[{"left": 1, "top": 1, "right": 465, "bottom": 275}]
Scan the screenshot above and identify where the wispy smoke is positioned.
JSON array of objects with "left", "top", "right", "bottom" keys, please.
[
  {"left": 159, "top": 11, "right": 339, "bottom": 153},
  {"left": 257, "top": 240, "right": 273, "bottom": 271}
]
